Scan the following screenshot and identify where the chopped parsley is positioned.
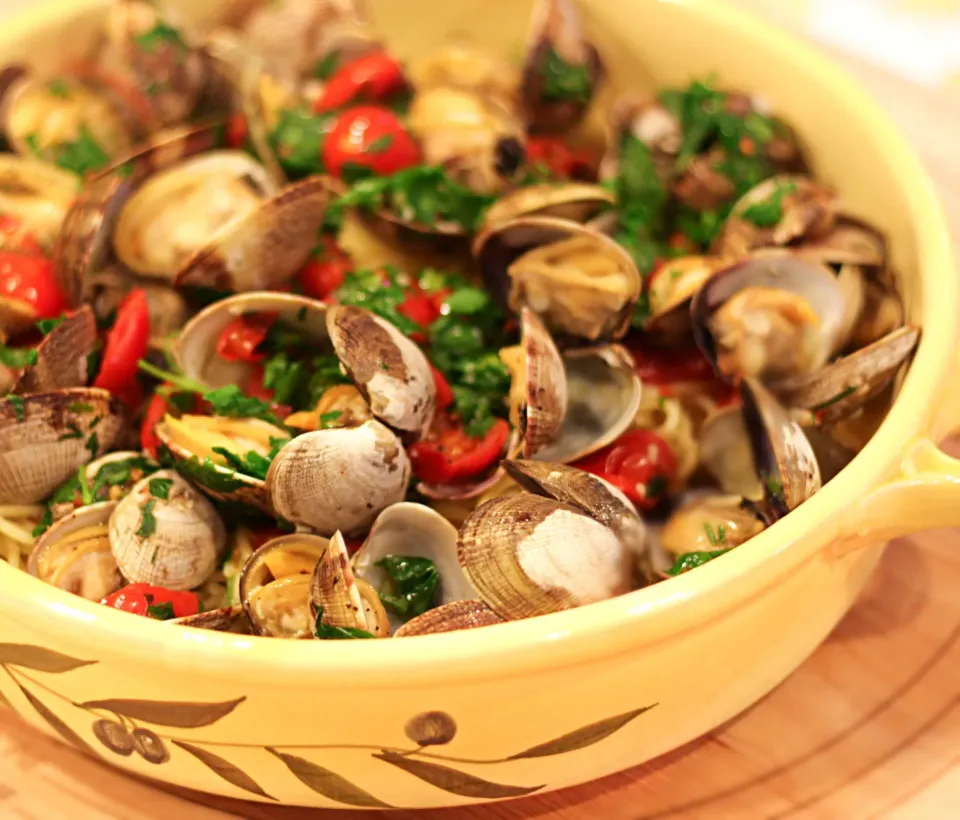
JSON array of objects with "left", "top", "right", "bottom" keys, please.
[
  {"left": 312, "top": 52, "right": 340, "bottom": 81},
  {"left": 67, "top": 402, "right": 94, "bottom": 414},
  {"left": 540, "top": 47, "right": 592, "bottom": 103},
  {"left": 8, "top": 396, "right": 24, "bottom": 423},
  {"left": 175, "top": 455, "right": 245, "bottom": 493},
  {"left": 31, "top": 507, "right": 53, "bottom": 538},
  {"left": 740, "top": 181, "right": 797, "bottom": 228},
  {"left": 146, "top": 600, "right": 176, "bottom": 620},
  {"left": 148, "top": 477, "right": 174, "bottom": 500},
  {"left": 84, "top": 432, "right": 99, "bottom": 460},
  {"left": 27, "top": 125, "right": 110, "bottom": 176},
  {"left": 319, "top": 410, "right": 342, "bottom": 428},
  {"left": 0, "top": 346, "right": 38, "bottom": 368},
  {"left": 375, "top": 555, "right": 441, "bottom": 621},
  {"left": 269, "top": 107, "right": 335, "bottom": 178},
  {"left": 46, "top": 79, "right": 71, "bottom": 98},
  {"left": 704, "top": 523, "right": 727, "bottom": 547},
  {"left": 212, "top": 437, "right": 289, "bottom": 481},
  {"left": 645, "top": 474, "right": 668, "bottom": 502},
  {"left": 137, "top": 499, "right": 158, "bottom": 540},
  {"left": 36, "top": 314, "right": 66, "bottom": 335},
  {"left": 666, "top": 549, "right": 731, "bottom": 576},
  {"left": 314, "top": 607, "right": 377, "bottom": 639},
  {"left": 811, "top": 385, "right": 856, "bottom": 412},
  {"left": 765, "top": 476, "right": 785, "bottom": 500},
  {"left": 366, "top": 134, "right": 394, "bottom": 153},
  {"left": 133, "top": 21, "right": 188, "bottom": 55},
  {"left": 59, "top": 423, "right": 84, "bottom": 441}
]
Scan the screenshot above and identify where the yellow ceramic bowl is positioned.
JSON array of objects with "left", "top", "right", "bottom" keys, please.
[{"left": 0, "top": 0, "right": 957, "bottom": 810}]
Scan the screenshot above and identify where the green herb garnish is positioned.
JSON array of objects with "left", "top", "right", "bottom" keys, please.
[
  {"left": 146, "top": 601, "right": 176, "bottom": 620},
  {"left": 366, "top": 134, "right": 394, "bottom": 153},
  {"left": 36, "top": 314, "right": 66, "bottom": 335},
  {"left": 740, "top": 181, "right": 797, "bottom": 228},
  {"left": 811, "top": 385, "right": 856, "bottom": 413},
  {"left": 666, "top": 549, "right": 731, "bottom": 576},
  {"left": 84, "top": 432, "right": 99, "bottom": 460},
  {"left": 133, "top": 21, "right": 187, "bottom": 55},
  {"left": 0, "top": 346, "right": 38, "bottom": 368},
  {"left": 704, "top": 523, "right": 727, "bottom": 548},
  {"left": 8, "top": 396, "right": 24, "bottom": 423},
  {"left": 175, "top": 455, "right": 245, "bottom": 493},
  {"left": 314, "top": 607, "right": 377, "bottom": 639},
  {"left": 211, "top": 437, "right": 288, "bottom": 481},
  {"left": 319, "top": 411, "right": 342, "bottom": 429},
  {"left": 49, "top": 125, "right": 110, "bottom": 176},
  {"left": 31, "top": 507, "right": 53, "bottom": 538},
  {"left": 137, "top": 499, "right": 157, "bottom": 540},
  {"left": 67, "top": 402, "right": 94, "bottom": 414},
  {"left": 269, "top": 107, "right": 335, "bottom": 178},
  {"left": 46, "top": 79, "right": 71, "bottom": 98},
  {"left": 312, "top": 52, "right": 340, "bottom": 81},
  {"left": 375, "top": 555, "right": 441, "bottom": 621},
  {"left": 148, "top": 477, "right": 174, "bottom": 500},
  {"left": 540, "top": 47, "right": 592, "bottom": 103}
]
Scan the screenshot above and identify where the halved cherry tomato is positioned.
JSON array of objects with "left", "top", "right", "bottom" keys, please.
[
  {"left": 628, "top": 342, "right": 717, "bottom": 386},
  {"left": 430, "top": 364, "right": 454, "bottom": 411},
  {"left": 297, "top": 237, "right": 352, "bottom": 300},
  {"left": 101, "top": 584, "right": 201, "bottom": 620},
  {"left": 0, "top": 215, "right": 43, "bottom": 255},
  {"left": 0, "top": 252, "right": 66, "bottom": 319},
  {"left": 225, "top": 112, "right": 249, "bottom": 149},
  {"left": 323, "top": 105, "right": 421, "bottom": 179},
  {"left": 408, "top": 417, "right": 510, "bottom": 485},
  {"left": 527, "top": 136, "right": 598, "bottom": 180},
  {"left": 216, "top": 313, "right": 276, "bottom": 363},
  {"left": 314, "top": 50, "right": 406, "bottom": 112},
  {"left": 573, "top": 429, "right": 678, "bottom": 510},
  {"left": 398, "top": 284, "right": 442, "bottom": 331},
  {"left": 93, "top": 289, "right": 150, "bottom": 402}
]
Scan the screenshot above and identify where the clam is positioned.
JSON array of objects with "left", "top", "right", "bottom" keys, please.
[
  {"left": 698, "top": 405, "right": 762, "bottom": 500},
  {"left": 172, "top": 605, "right": 248, "bottom": 633},
  {"left": 84, "top": 271, "right": 188, "bottom": 351},
  {"left": 28, "top": 501, "right": 122, "bottom": 601},
  {"left": 457, "top": 493, "right": 632, "bottom": 620},
  {"left": 659, "top": 494, "right": 766, "bottom": 557},
  {"left": 312, "top": 530, "right": 390, "bottom": 637},
  {"left": 99, "top": 1, "right": 207, "bottom": 129},
  {"left": 499, "top": 307, "right": 568, "bottom": 458},
  {"left": 797, "top": 216, "right": 887, "bottom": 270},
  {"left": 327, "top": 304, "right": 436, "bottom": 440},
  {"left": 474, "top": 215, "right": 642, "bottom": 342},
  {"left": 266, "top": 420, "right": 411, "bottom": 536},
  {"left": 0, "top": 155, "right": 81, "bottom": 248},
  {"left": 503, "top": 459, "right": 650, "bottom": 580},
  {"left": 691, "top": 254, "right": 853, "bottom": 383},
  {"left": 285, "top": 384, "right": 372, "bottom": 432},
  {"left": 521, "top": 0, "right": 604, "bottom": 133},
  {"left": 239, "top": 532, "right": 328, "bottom": 638},
  {"left": 645, "top": 255, "right": 726, "bottom": 342},
  {"left": 771, "top": 325, "right": 920, "bottom": 424},
  {"left": 155, "top": 414, "right": 290, "bottom": 514},
  {"left": 393, "top": 599, "right": 505, "bottom": 637},
  {"left": 0, "top": 388, "right": 126, "bottom": 504},
  {"left": 352, "top": 503, "right": 477, "bottom": 627},
  {"left": 12, "top": 305, "right": 97, "bottom": 394},
  {"left": 532, "top": 344, "right": 641, "bottom": 463},
  {"left": 480, "top": 183, "right": 614, "bottom": 231},
  {"left": 714, "top": 175, "right": 838, "bottom": 259},
  {"left": 109, "top": 470, "right": 225, "bottom": 590},
  {"left": 846, "top": 278, "right": 904, "bottom": 351},
  {"left": 47, "top": 450, "right": 159, "bottom": 521}
]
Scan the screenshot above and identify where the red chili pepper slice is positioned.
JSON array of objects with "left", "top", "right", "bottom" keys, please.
[
  {"left": 408, "top": 417, "right": 510, "bottom": 485},
  {"left": 216, "top": 313, "right": 276, "bottom": 363},
  {"left": 101, "top": 583, "right": 201, "bottom": 620},
  {"left": 140, "top": 393, "right": 169, "bottom": 458},
  {"left": 573, "top": 429, "right": 678, "bottom": 510},
  {"left": 297, "top": 237, "right": 353, "bottom": 300},
  {"left": 0, "top": 251, "right": 66, "bottom": 320},
  {"left": 322, "top": 104, "right": 421, "bottom": 179},
  {"left": 526, "top": 136, "right": 599, "bottom": 180},
  {"left": 314, "top": 50, "right": 406, "bottom": 112},
  {"left": 430, "top": 364, "right": 454, "bottom": 412},
  {"left": 225, "top": 112, "right": 249, "bottom": 149},
  {"left": 92, "top": 289, "right": 150, "bottom": 402}
]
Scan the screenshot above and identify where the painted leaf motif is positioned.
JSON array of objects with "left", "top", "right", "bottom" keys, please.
[
  {"left": 0, "top": 644, "right": 97, "bottom": 673},
  {"left": 78, "top": 696, "right": 246, "bottom": 727},
  {"left": 173, "top": 741, "right": 275, "bottom": 801},
  {"left": 0, "top": 687, "right": 11, "bottom": 709},
  {"left": 267, "top": 748, "right": 393, "bottom": 808},
  {"left": 507, "top": 704, "right": 657, "bottom": 760},
  {"left": 374, "top": 750, "right": 544, "bottom": 798},
  {"left": 17, "top": 684, "right": 96, "bottom": 756}
]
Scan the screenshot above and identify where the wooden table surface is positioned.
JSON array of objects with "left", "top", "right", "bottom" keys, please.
[{"left": 2, "top": 4, "right": 960, "bottom": 820}]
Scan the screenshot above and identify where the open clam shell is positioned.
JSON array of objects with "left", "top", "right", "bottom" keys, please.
[
  {"left": 457, "top": 493, "right": 632, "bottom": 621},
  {"left": 474, "top": 215, "right": 641, "bottom": 342},
  {"left": 266, "top": 420, "right": 411, "bottom": 536},
  {"left": 714, "top": 174, "right": 838, "bottom": 259},
  {"left": 109, "top": 470, "right": 225, "bottom": 591},
  {"left": 47, "top": 450, "right": 159, "bottom": 521},
  {"left": 312, "top": 530, "right": 390, "bottom": 637},
  {"left": 12, "top": 305, "right": 97, "bottom": 394},
  {"left": 532, "top": 344, "right": 641, "bottom": 464},
  {"left": 691, "top": 254, "right": 852, "bottom": 384},
  {"left": 0, "top": 155, "right": 81, "bottom": 248},
  {"left": 28, "top": 500, "right": 122, "bottom": 601},
  {"left": 352, "top": 503, "right": 478, "bottom": 628},
  {"left": 659, "top": 494, "right": 766, "bottom": 557},
  {"left": 797, "top": 216, "right": 887, "bottom": 270},
  {"left": 172, "top": 605, "right": 248, "bottom": 633},
  {"left": 521, "top": 0, "right": 604, "bottom": 133},
  {"left": 699, "top": 404, "right": 762, "bottom": 500},
  {"left": 771, "top": 325, "right": 920, "bottom": 424},
  {"left": 481, "top": 183, "right": 614, "bottom": 231},
  {"left": 393, "top": 599, "right": 505, "bottom": 637},
  {"left": 239, "top": 532, "right": 329, "bottom": 638},
  {"left": 645, "top": 255, "right": 726, "bottom": 343},
  {"left": 0, "top": 388, "right": 126, "bottom": 504}
]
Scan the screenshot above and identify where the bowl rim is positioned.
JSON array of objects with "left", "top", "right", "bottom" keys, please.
[{"left": 1, "top": 0, "right": 955, "bottom": 686}]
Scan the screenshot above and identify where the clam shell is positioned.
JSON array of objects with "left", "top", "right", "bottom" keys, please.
[
  {"left": 659, "top": 494, "right": 765, "bottom": 556},
  {"left": 532, "top": 344, "right": 641, "bottom": 463},
  {"left": 13, "top": 306, "right": 97, "bottom": 394},
  {"left": 352, "top": 503, "right": 477, "bottom": 623},
  {"left": 0, "top": 388, "right": 126, "bottom": 504},
  {"left": 393, "top": 600, "right": 504, "bottom": 637},
  {"left": 691, "top": 254, "right": 851, "bottom": 383},
  {"left": 266, "top": 420, "right": 411, "bottom": 536},
  {"left": 0, "top": 154, "right": 81, "bottom": 248},
  {"left": 645, "top": 255, "right": 725, "bottom": 343},
  {"left": 48, "top": 450, "right": 158, "bottom": 521},
  {"left": 480, "top": 183, "right": 614, "bottom": 231},
  {"left": 28, "top": 501, "right": 122, "bottom": 601},
  {"left": 171, "top": 605, "right": 248, "bottom": 632},
  {"left": 416, "top": 467, "right": 509, "bottom": 503},
  {"left": 312, "top": 531, "right": 390, "bottom": 636},
  {"left": 698, "top": 404, "right": 762, "bottom": 500},
  {"left": 797, "top": 216, "right": 887, "bottom": 269},
  {"left": 109, "top": 470, "right": 225, "bottom": 590},
  {"left": 327, "top": 305, "right": 436, "bottom": 440},
  {"left": 473, "top": 215, "right": 642, "bottom": 342},
  {"left": 457, "top": 493, "right": 632, "bottom": 620}
]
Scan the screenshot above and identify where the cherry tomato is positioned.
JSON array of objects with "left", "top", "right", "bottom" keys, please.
[
  {"left": 0, "top": 215, "right": 43, "bottom": 255},
  {"left": 628, "top": 342, "right": 717, "bottom": 386},
  {"left": 225, "top": 113, "right": 249, "bottom": 149},
  {"left": 573, "top": 429, "right": 678, "bottom": 509},
  {"left": 314, "top": 50, "right": 406, "bottom": 112},
  {"left": 216, "top": 313, "right": 275, "bottom": 363},
  {"left": 527, "top": 136, "right": 598, "bottom": 180},
  {"left": 245, "top": 363, "right": 276, "bottom": 403},
  {"left": 297, "top": 237, "right": 352, "bottom": 300},
  {"left": 408, "top": 417, "right": 510, "bottom": 485},
  {"left": 93, "top": 289, "right": 150, "bottom": 402},
  {"left": 398, "top": 285, "right": 442, "bottom": 331},
  {"left": 430, "top": 364, "right": 454, "bottom": 411},
  {"left": 322, "top": 105, "right": 421, "bottom": 179},
  {"left": 101, "top": 584, "right": 201, "bottom": 620},
  {"left": 0, "top": 252, "right": 66, "bottom": 319},
  {"left": 140, "top": 393, "right": 170, "bottom": 458}
]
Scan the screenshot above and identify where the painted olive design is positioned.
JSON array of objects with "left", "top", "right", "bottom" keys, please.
[
  {"left": 404, "top": 710, "right": 457, "bottom": 746},
  {"left": 91, "top": 718, "right": 134, "bottom": 756}
]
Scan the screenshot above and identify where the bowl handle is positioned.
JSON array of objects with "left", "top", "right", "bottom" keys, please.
[{"left": 830, "top": 371, "right": 960, "bottom": 556}]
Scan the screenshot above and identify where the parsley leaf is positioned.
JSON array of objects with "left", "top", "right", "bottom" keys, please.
[
  {"left": 50, "top": 125, "right": 110, "bottom": 176},
  {"left": 133, "top": 21, "right": 187, "bottom": 55},
  {"left": 203, "top": 385, "right": 281, "bottom": 425},
  {"left": 375, "top": 555, "right": 441, "bottom": 621},
  {"left": 85, "top": 432, "right": 99, "bottom": 460},
  {"left": 366, "top": 134, "right": 394, "bottom": 153},
  {"left": 137, "top": 499, "right": 158, "bottom": 540},
  {"left": 36, "top": 314, "right": 66, "bottom": 335},
  {"left": 540, "top": 47, "right": 592, "bottom": 103},
  {"left": 148, "top": 477, "right": 174, "bottom": 499},
  {"left": 211, "top": 437, "right": 288, "bottom": 481},
  {"left": 666, "top": 549, "right": 731, "bottom": 576},
  {"left": 704, "top": 523, "right": 726, "bottom": 548},
  {"left": 312, "top": 52, "right": 340, "bottom": 80},
  {"left": 0, "top": 346, "right": 38, "bottom": 368},
  {"left": 7, "top": 395, "right": 24, "bottom": 423},
  {"left": 175, "top": 455, "right": 245, "bottom": 493},
  {"left": 740, "top": 181, "right": 797, "bottom": 228},
  {"left": 31, "top": 506, "right": 53, "bottom": 538},
  {"left": 46, "top": 79, "right": 71, "bottom": 98},
  {"left": 314, "top": 607, "right": 377, "bottom": 639},
  {"left": 146, "top": 600, "right": 176, "bottom": 620},
  {"left": 269, "top": 107, "right": 335, "bottom": 178}
]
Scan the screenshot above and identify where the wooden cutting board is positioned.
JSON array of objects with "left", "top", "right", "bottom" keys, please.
[{"left": 1, "top": 14, "right": 959, "bottom": 820}]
